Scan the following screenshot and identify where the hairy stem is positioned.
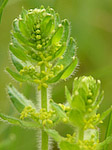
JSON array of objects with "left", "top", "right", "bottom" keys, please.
[{"left": 40, "top": 64, "right": 48, "bottom": 150}]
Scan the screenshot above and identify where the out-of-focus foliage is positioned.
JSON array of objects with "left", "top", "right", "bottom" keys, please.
[
  {"left": 0, "top": 0, "right": 112, "bottom": 150},
  {"left": 0, "top": 0, "right": 8, "bottom": 23}
]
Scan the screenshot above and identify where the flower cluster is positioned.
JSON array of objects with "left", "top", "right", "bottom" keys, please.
[{"left": 20, "top": 105, "right": 56, "bottom": 127}]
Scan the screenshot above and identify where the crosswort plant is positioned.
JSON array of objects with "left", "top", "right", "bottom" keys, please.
[{"left": 0, "top": 6, "right": 112, "bottom": 150}]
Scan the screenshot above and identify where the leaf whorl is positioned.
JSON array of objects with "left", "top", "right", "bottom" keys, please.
[{"left": 8, "top": 6, "right": 78, "bottom": 88}]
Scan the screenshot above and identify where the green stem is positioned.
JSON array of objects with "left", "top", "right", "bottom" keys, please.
[
  {"left": 41, "top": 131, "right": 48, "bottom": 150},
  {"left": 41, "top": 85, "right": 47, "bottom": 109},
  {"left": 40, "top": 64, "right": 48, "bottom": 150}
]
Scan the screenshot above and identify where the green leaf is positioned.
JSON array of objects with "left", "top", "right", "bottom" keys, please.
[
  {"left": 50, "top": 100, "right": 67, "bottom": 119},
  {"left": 8, "top": 84, "right": 35, "bottom": 113},
  {"left": 47, "top": 70, "right": 64, "bottom": 83},
  {"left": 9, "top": 43, "right": 28, "bottom": 62},
  {"left": 104, "top": 113, "right": 112, "bottom": 150},
  {"left": 0, "top": 113, "right": 40, "bottom": 128},
  {"left": 0, "top": 113, "right": 23, "bottom": 125},
  {"left": 93, "top": 80, "right": 101, "bottom": 103},
  {"left": 0, "top": 0, "right": 8, "bottom": 23},
  {"left": 61, "top": 57, "right": 78, "bottom": 79},
  {"left": 68, "top": 108, "right": 84, "bottom": 127},
  {"left": 11, "top": 54, "right": 24, "bottom": 71},
  {"left": 71, "top": 95, "right": 85, "bottom": 112},
  {"left": 45, "top": 129, "right": 62, "bottom": 142},
  {"left": 13, "top": 32, "right": 34, "bottom": 49},
  {"left": 19, "top": 18, "right": 31, "bottom": 38},
  {"left": 42, "top": 18, "right": 54, "bottom": 37},
  {"left": 73, "top": 77, "right": 79, "bottom": 92},
  {"left": 65, "top": 86, "right": 72, "bottom": 104},
  {"left": 100, "top": 106, "right": 112, "bottom": 121},
  {"left": 78, "top": 88, "right": 87, "bottom": 104},
  {"left": 57, "top": 37, "right": 77, "bottom": 67},
  {"left": 13, "top": 18, "right": 20, "bottom": 32},
  {"left": 95, "top": 106, "right": 112, "bottom": 125},
  {"left": 41, "top": 15, "right": 52, "bottom": 33},
  {"left": 56, "top": 37, "right": 78, "bottom": 79},
  {"left": 53, "top": 42, "right": 66, "bottom": 59},
  {"left": 54, "top": 13, "right": 61, "bottom": 29},
  {"left": 93, "top": 91, "right": 104, "bottom": 111},
  {"left": 52, "top": 25, "right": 64, "bottom": 45},
  {"left": 11, "top": 36, "right": 37, "bottom": 63},
  {"left": 46, "top": 7, "right": 60, "bottom": 28},
  {"left": 96, "top": 135, "right": 112, "bottom": 150},
  {"left": 21, "top": 7, "right": 28, "bottom": 20},
  {"left": 25, "top": 13, "right": 34, "bottom": 31},
  {"left": 22, "top": 121, "right": 41, "bottom": 128},
  {"left": 61, "top": 19, "right": 70, "bottom": 42},
  {"left": 59, "top": 141, "right": 80, "bottom": 150},
  {"left": 6, "top": 68, "right": 29, "bottom": 82},
  {"left": 47, "top": 60, "right": 75, "bottom": 83}
]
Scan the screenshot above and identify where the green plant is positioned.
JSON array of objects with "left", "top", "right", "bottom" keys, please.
[{"left": 0, "top": 6, "right": 112, "bottom": 150}]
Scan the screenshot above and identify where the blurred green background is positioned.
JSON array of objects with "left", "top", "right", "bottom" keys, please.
[{"left": 0, "top": 0, "right": 112, "bottom": 149}]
